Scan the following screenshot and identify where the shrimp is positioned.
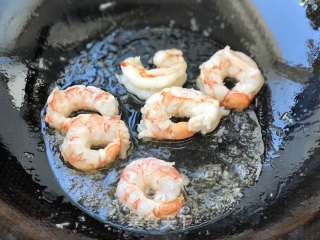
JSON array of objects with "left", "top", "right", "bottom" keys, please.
[
  {"left": 196, "top": 46, "right": 264, "bottom": 109},
  {"left": 61, "top": 114, "right": 130, "bottom": 171},
  {"left": 45, "top": 85, "right": 118, "bottom": 133},
  {"left": 117, "top": 49, "right": 187, "bottom": 100},
  {"left": 116, "top": 157, "right": 184, "bottom": 219},
  {"left": 137, "top": 87, "right": 229, "bottom": 140}
]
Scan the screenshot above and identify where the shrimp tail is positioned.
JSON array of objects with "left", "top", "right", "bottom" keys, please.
[
  {"left": 153, "top": 196, "right": 184, "bottom": 218},
  {"left": 103, "top": 130, "right": 121, "bottom": 164},
  {"left": 220, "top": 92, "right": 253, "bottom": 110},
  {"left": 167, "top": 122, "right": 195, "bottom": 140}
]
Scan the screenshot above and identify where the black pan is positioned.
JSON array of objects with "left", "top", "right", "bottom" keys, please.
[{"left": 1, "top": 0, "right": 320, "bottom": 239}]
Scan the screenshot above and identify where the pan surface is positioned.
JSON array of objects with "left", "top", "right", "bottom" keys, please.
[{"left": 1, "top": 0, "right": 320, "bottom": 239}]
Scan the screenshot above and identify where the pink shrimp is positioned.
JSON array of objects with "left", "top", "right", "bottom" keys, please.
[
  {"left": 116, "top": 157, "right": 185, "bottom": 219},
  {"left": 137, "top": 87, "right": 229, "bottom": 140},
  {"left": 196, "top": 46, "right": 264, "bottom": 109},
  {"left": 61, "top": 114, "right": 130, "bottom": 171},
  {"left": 117, "top": 49, "right": 187, "bottom": 100},
  {"left": 45, "top": 85, "right": 118, "bottom": 133}
]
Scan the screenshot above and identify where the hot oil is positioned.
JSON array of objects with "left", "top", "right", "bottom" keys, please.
[{"left": 41, "top": 28, "right": 264, "bottom": 231}]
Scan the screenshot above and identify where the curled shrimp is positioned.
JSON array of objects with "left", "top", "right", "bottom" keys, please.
[
  {"left": 116, "top": 157, "right": 184, "bottom": 219},
  {"left": 61, "top": 114, "right": 130, "bottom": 171},
  {"left": 117, "top": 49, "right": 187, "bottom": 100},
  {"left": 138, "top": 87, "right": 229, "bottom": 140},
  {"left": 45, "top": 85, "right": 118, "bottom": 133},
  {"left": 196, "top": 46, "right": 264, "bottom": 109}
]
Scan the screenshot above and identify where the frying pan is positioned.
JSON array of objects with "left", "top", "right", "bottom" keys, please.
[{"left": 1, "top": 0, "right": 320, "bottom": 239}]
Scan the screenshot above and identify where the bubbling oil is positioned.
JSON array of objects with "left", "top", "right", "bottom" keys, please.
[{"left": 41, "top": 27, "right": 264, "bottom": 232}]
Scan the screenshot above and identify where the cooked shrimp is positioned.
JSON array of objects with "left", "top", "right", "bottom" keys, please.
[
  {"left": 116, "top": 157, "right": 184, "bottom": 219},
  {"left": 117, "top": 49, "right": 187, "bottom": 100},
  {"left": 137, "top": 87, "right": 229, "bottom": 140},
  {"left": 196, "top": 46, "right": 264, "bottom": 109},
  {"left": 45, "top": 85, "right": 118, "bottom": 133},
  {"left": 61, "top": 114, "right": 130, "bottom": 171}
]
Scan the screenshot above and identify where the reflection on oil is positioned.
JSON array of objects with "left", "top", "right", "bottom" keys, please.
[
  {"left": 0, "top": 57, "right": 27, "bottom": 109},
  {"left": 266, "top": 79, "right": 303, "bottom": 158},
  {"left": 0, "top": 0, "right": 42, "bottom": 52},
  {"left": 252, "top": 0, "right": 320, "bottom": 67},
  {"left": 304, "top": 0, "right": 320, "bottom": 30}
]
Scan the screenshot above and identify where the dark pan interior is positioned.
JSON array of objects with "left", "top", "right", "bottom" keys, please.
[{"left": 1, "top": 0, "right": 320, "bottom": 239}]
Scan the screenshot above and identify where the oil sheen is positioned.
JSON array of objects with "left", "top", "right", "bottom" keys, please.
[{"left": 41, "top": 28, "right": 264, "bottom": 231}]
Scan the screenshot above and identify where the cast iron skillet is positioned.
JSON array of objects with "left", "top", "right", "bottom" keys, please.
[{"left": 1, "top": 0, "right": 320, "bottom": 239}]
